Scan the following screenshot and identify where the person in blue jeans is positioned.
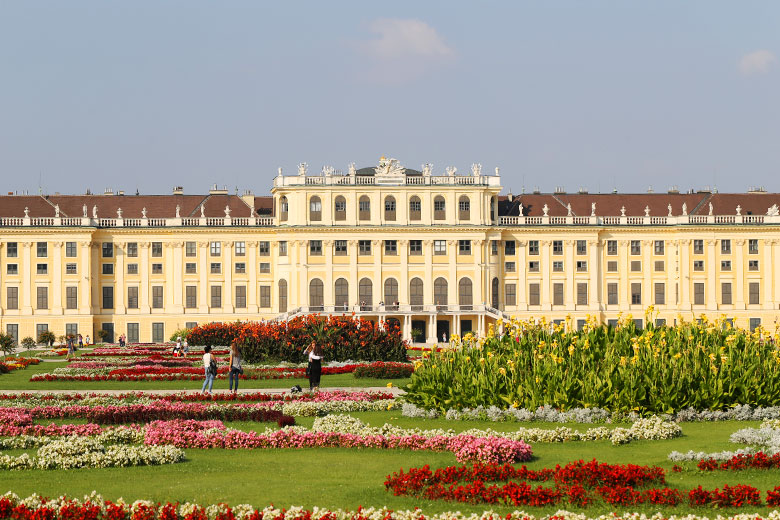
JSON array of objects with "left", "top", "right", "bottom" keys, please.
[
  {"left": 228, "top": 341, "right": 243, "bottom": 393},
  {"left": 202, "top": 345, "right": 216, "bottom": 394}
]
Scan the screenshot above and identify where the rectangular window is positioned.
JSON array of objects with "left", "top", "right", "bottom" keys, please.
[
  {"left": 721, "top": 282, "right": 732, "bottom": 304},
  {"left": 433, "top": 240, "right": 446, "bottom": 255},
  {"left": 607, "top": 240, "right": 617, "bottom": 256},
  {"left": 721, "top": 240, "right": 731, "bottom": 254},
  {"left": 235, "top": 262, "right": 246, "bottom": 274},
  {"left": 385, "top": 240, "right": 397, "bottom": 255},
  {"left": 279, "top": 241, "right": 287, "bottom": 256},
  {"left": 185, "top": 322, "right": 197, "bottom": 330},
  {"left": 553, "top": 261, "right": 563, "bottom": 272},
  {"left": 694, "top": 283, "right": 705, "bottom": 305},
  {"left": 576, "top": 240, "right": 586, "bottom": 255},
  {"left": 310, "top": 240, "right": 323, "bottom": 255},
  {"left": 102, "top": 263, "right": 114, "bottom": 275},
  {"left": 335, "top": 200, "right": 346, "bottom": 212},
  {"left": 528, "top": 283, "right": 540, "bottom": 305},
  {"left": 6, "top": 264, "right": 17, "bottom": 275},
  {"left": 528, "top": 261, "right": 540, "bottom": 272},
  {"left": 152, "top": 263, "right": 163, "bottom": 274},
  {"left": 334, "top": 240, "right": 347, "bottom": 256},
  {"left": 127, "top": 323, "right": 139, "bottom": 343},
  {"left": 359, "top": 240, "right": 372, "bottom": 255},
  {"left": 505, "top": 284, "right": 516, "bottom": 306},
  {"left": 410, "top": 240, "right": 422, "bottom": 255},
  {"left": 235, "top": 286, "right": 247, "bottom": 308},
  {"left": 749, "top": 260, "right": 759, "bottom": 271},
  {"left": 505, "top": 261, "right": 516, "bottom": 272},
  {"left": 37, "top": 287, "right": 49, "bottom": 309},
  {"left": 607, "top": 260, "right": 618, "bottom": 272},
  {"left": 504, "top": 241, "right": 515, "bottom": 255},
  {"left": 749, "top": 282, "right": 760, "bottom": 305},
  {"left": 185, "top": 286, "right": 197, "bottom": 308},
  {"left": 126, "top": 242, "right": 138, "bottom": 257},
  {"left": 37, "top": 242, "right": 47, "bottom": 258},
  {"left": 66, "top": 286, "right": 78, "bottom": 309},
  {"left": 37, "top": 263, "right": 48, "bottom": 275},
  {"left": 654, "top": 240, "right": 664, "bottom": 255},
  {"left": 259, "top": 262, "right": 271, "bottom": 273},
  {"left": 630, "top": 260, "right": 641, "bottom": 272},
  {"left": 102, "top": 286, "right": 113, "bottom": 309},
  {"left": 259, "top": 286, "right": 271, "bottom": 308},
  {"left": 552, "top": 240, "right": 563, "bottom": 255},
  {"left": 528, "top": 240, "right": 539, "bottom": 255},
  {"left": 654, "top": 282, "right": 665, "bottom": 305},
  {"left": 151, "top": 242, "right": 163, "bottom": 257},
  {"left": 152, "top": 286, "right": 163, "bottom": 308},
  {"left": 693, "top": 240, "right": 704, "bottom": 254},
  {"left": 749, "top": 239, "right": 759, "bottom": 254},
  {"left": 210, "top": 263, "right": 221, "bottom": 274},
  {"left": 553, "top": 283, "right": 564, "bottom": 305},
  {"left": 210, "top": 242, "right": 221, "bottom": 256},
  {"left": 607, "top": 283, "right": 618, "bottom": 305},
  {"left": 235, "top": 241, "right": 246, "bottom": 256},
  {"left": 210, "top": 286, "right": 222, "bottom": 308},
  {"left": 630, "top": 240, "right": 641, "bottom": 255},
  {"left": 721, "top": 260, "right": 731, "bottom": 271},
  {"left": 7, "top": 287, "right": 18, "bottom": 310},
  {"left": 127, "top": 287, "right": 139, "bottom": 309},
  {"left": 185, "top": 262, "right": 196, "bottom": 274},
  {"left": 36, "top": 324, "right": 48, "bottom": 342},
  {"left": 458, "top": 240, "right": 471, "bottom": 255},
  {"left": 491, "top": 240, "right": 498, "bottom": 256},
  {"left": 576, "top": 260, "right": 587, "bottom": 272},
  {"left": 654, "top": 260, "right": 665, "bottom": 272},
  {"left": 102, "top": 242, "right": 113, "bottom": 258},
  {"left": 258, "top": 241, "right": 270, "bottom": 256},
  {"left": 7, "top": 242, "right": 18, "bottom": 258},
  {"left": 749, "top": 318, "right": 761, "bottom": 332},
  {"left": 185, "top": 241, "right": 197, "bottom": 257},
  {"left": 126, "top": 263, "right": 138, "bottom": 274},
  {"left": 630, "top": 283, "right": 642, "bottom": 305},
  {"left": 66, "top": 263, "right": 77, "bottom": 274},
  {"left": 693, "top": 260, "right": 704, "bottom": 271},
  {"left": 577, "top": 283, "right": 588, "bottom": 305},
  {"left": 359, "top": 200, "right": 371, "bottom": 212},
  {"left": 152, "top": 323, "right": 164, "bottom": 343},
  {"left": 65, "top": 323, "right": 78, "bottom": 337},
  {"left": 65, "top": 242, "right": 76, "bottom": 257}
]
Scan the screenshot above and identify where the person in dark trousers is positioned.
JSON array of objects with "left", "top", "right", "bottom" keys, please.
[
  {"left": 228, "top": 341, "right": 243, "bottom": 393},
  {"left": 304, "top": 340, "right": 323, "bottom": 393},
  {"left": 202, "top": 345, "right": 216, "bottom": 394}
]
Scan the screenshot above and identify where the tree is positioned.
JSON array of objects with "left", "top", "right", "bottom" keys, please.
[
  {"left": 96, "top": 329, "right": 110, "bottom": 343},
  {"left": 38, "top": 330, "right": 55, "bottom": 347},
  {"left": 21, "top": 337, "right": 36, "bottom": 350},
  {"left": 0, "top": 333, "right": 16, "bottom": 357}
]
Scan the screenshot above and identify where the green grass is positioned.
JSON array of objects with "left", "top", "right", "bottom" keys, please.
[
  {"left": 0, "top": 362, "right": 408, "bottom": 390},
  {"left": 0, "top": 413, "right": 778, "bottom": 515}
]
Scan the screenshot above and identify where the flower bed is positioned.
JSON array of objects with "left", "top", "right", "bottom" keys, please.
[
  {"left": 352, "top": 361, "right": 414, "bottom": 379},
  {"left": 1, "top": 358, "right": 41, "bottom": 371},
  {"left": 698, "top": 452, "right": 780, "bottom": 471}
]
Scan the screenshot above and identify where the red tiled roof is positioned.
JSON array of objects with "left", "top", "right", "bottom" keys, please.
[{"left": 702, "top": 193, "right": 780, "bottom": 216}]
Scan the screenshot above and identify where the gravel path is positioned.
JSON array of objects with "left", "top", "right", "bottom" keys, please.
[{"left": 0, "top": 386, "right": 405, "bottom": 396}]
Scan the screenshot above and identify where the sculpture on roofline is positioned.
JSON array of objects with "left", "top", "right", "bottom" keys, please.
[
  {"left": 200, "top": 205, "right": 205, "bottom": 218},
  {"left": 736, "top": 205, "right": 742, "bottom": 216},
  {"left": 298, "top": 163, "right": 307, "bottom": 176},
  {"left": 142, "top": 207, "right": 147, "bottom": 218},
  {"left": 348, "top": 163, "right": 356, "bottom": 176},
  {"left": 471, "top": 163, "right": 482, "bottom": 176},
  {"left": 445, "top": 166, "right": 457, "bottom": 176},
  {"left": 55, "top": 204, "right": 60, "bottom": 217},
  {"left": 682, "top": 203, "right": 688, "bottom": 216},
  {"left": 518, "top": 202, "right": 524, "bottom": 216},
  {"left": 591, "top": 202, "right": 596, "bottom": 217},
  {"left": 82, "top": 204, "right": 87, "bottom": 218},
  {"left": 24, "top": 207, "right": 29, "bottom": 218},
  {"left": 644, "top": 206, "right": 650, "bottom": 217},
  {"left": 620, "top": 206, "right": 626, "bottom": 217},
  {"left": 117, "top": 208, "right": 122, "bottom": 218},
  {"left": 768, "top": 204, "right": 780, "bottom": 216},
  {"left": 566, "top": 203, "right": 572, "bottom": 217},
  {"left": 225, "top": 205, "right": 231, "bottom": 217},
  {"left": 708, "top": 202, "right": 714, "bottom": 216},
  {"left": 176, "top": 205, "right": 181, "bottom": 218},
  {"left": 667, "top": 203, "right": 672, "bottom": 217},
  {"left": 542, "top": 204, "right": 549, "bottom": 216},
  {"left": 92, "top": 205, "right": 98, "bottom": 219},
  {"left": 422, "top": 163, "right": 432, "bottom": 176}
]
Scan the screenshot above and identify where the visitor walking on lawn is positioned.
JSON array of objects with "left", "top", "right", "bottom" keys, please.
[
  {"left": 228, "top": 341, "right": 243, "bottom": 393},
  {"left": 202, "top": 345, "right": 216, "bottom": 394},
  {"left": 304, "top": 340, "right": 323, "bottom": 394}
]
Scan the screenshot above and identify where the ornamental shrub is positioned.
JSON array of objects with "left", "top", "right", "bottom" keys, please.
[
  {"left": 188, "top": 315, "right": 408, "bottom": 363},
  {"left": 169, "top": 328, "right": 191, "bottom": 342},
  {"left": 21, "top": 337, "right": 36, "bottom": 350},
  {"left": 0, "top": 333, "right": 16, "bottom": 356},
  {"left": 37, "top": 330, "right": 55, "bottom": 347},
  {"left": 353, "top": 361, "right": 414, "bottom": 379}
]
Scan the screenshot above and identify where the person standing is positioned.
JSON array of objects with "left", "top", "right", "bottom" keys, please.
[
  {"left": 85, "top": 335, "right": 91, "bottom": 346},
  {"left": 78, "top": 334, "right": 83, "bottom": 349},
  {"left": 202, "top": 345, "right": 216, "bottom": 394},
  {"left": 228, "top": 341, "right": 243, "bottom": 393},
  {"left": 304, "top": 340, "right": 323, "bottom": 393}
]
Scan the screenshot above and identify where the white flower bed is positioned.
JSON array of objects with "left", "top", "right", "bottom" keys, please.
[
  {"left": 280, "top": 399, "right": 398, "bottom": 417},
  {"left": 310, "top": 414, "right": 680, "bottom": 446},
  {"left": 668, "top": 419, "right": 780, "bottom": 461}
]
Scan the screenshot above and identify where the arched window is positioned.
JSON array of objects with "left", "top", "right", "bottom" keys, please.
[
  {"left": 410, "top": 278, "right": 424, "bottom": 310},
  {"left": 491, "top": 277, "right": 499, "bottom": 309},
  {"left": 309, "top": 196, "right": 322, "bottom": 221},
  {"left": 359, "top": 195, "right": 371, "bottom": 221},
  {"left": 280, "top": 196, "right": 289, "bottom": 222},
  {"left": 384, "top": 278, "right": 398, "bottom": 309},
  {"left": 458, "top": 195, "right": 470, "bottom": 221},
  {"left": 433, "top": 196, "right": 446, "bottom": 220},
  {"left": 309, "top": 279, "right": 324, "bottom": 310},
  {"left": 409, "top": 196, "right": 421, "bottom": 221},
  {"left": 384, "top": 196, "right": 396, "bottom": 221},
  {"left": 359, "top": 277, "right": 373, "bottom": 310},
  {"left": 434, "top": 277, "right": 448, "bottom": 308},
  {"left": 459, "top": 277, "right": 473, "bottom": 310},
  {"left": 334, "top": 278, "right": 349, "bottom": 311},
  {"left": 334, "top": 196, "right": 346, "bottom": 221},
  {"left": 278, "top": 279, "right": 287, "bottom": 313}
]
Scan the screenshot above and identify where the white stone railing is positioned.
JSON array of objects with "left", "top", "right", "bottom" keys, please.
[
  {"left": 498, "top": 214, "right": 780, "bottom": 226},
  {"left": 0, "top": 216, "right": 277, "bottom": 228},
  {"left": 276, "top": 303, "right": 505, "bottom": 321},
  {"left": 274, "top": 174, "right": 501, "bottom": 187}
]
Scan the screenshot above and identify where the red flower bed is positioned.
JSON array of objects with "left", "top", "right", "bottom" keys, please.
[
  {"left": 386, "top": 460, "right": 772, "bottom": 508},
  {"left": 352, "top": 362, "right": 414, "bottom": 379},
  {"left": 698, "top": 452, "right": 780, "bottom": 471},
  {"left": 188, "top": 315, "right": 408, "bottom": 363}
]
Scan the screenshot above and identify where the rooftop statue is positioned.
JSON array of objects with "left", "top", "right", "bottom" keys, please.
[
  {"left": 298, "top": 163, "right": 307, "bottom": 176},
  {"left": 117, "top": 207, "right": 122, "bottom": 218},
  {"left": 682, "top": 202, "right": 688, "bottom": 216},
  {"left": 768, "top": 204, "right": 779, "bottom": 216},
  {"left": 375, "top": 157, "right": 406, "bottom": 177},
  {"left": 142, "top": 207, "right": 147, "bottom": 218},
  {"left": 542, "top": 204, "right": 549, "bottom": 216},
  {"left": 736, "top": 205, "right": 742, "bottom": 216},
  {"left": 82, "top": 204, "right": 87, "bottom": 218},
  {"left": 24, "top": 207, "right": 29, "bottom": 218},
  {"left": 92, "top": 205, "right": 98, "bottom": 219},
  {"left": 445, "top": 166, "right": 457, "bottom": 176},
  {"left": 668, "top": 203, "right": 672, "bottom": 217},
  {"left": 225, "top": 205, "right": 231, "bottom": 217},
  {"left": 55, "top": 204, "right": 60, "bottom": 217},
  {"left": 175, "top": 205, "right": 181, "bottom": 218},
  {"left": 566, "top": 203, "right": 572, "bottom": 217},
  {"left": 200, "top": 205, "right": 205, "bottom": 218},
  {"left": 348, "top": 163, "right": 356, "bottom": 176},
  {"left": 708, "top": 202, "right": 714, "bottom": 216},
  {"left": 620, "top": 206, "right": 626, "bottom": 217},
  {"left": 644, "top": 205, "right": 650, "bottom": 217},
  {"left": 591, "top": 202, "right": 596, "bottom": 217},
  {"left": 471, "top": 163, "right": 481, "bottom": 176},
  {"left": 422, "top": 163, "right": 432, "bottom": 176}
]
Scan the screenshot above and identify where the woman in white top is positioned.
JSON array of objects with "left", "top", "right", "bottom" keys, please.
[
  {"left": 304, "top": 340, "right": 323, "bottom": 393},
  {"left": 228, "top": 341, "right": 243, "bottom": 393},
  {"left": 201, "top": 345, "right": 216, "bottom": 394}
]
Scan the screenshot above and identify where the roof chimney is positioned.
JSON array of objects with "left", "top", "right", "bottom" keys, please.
[{"left": 173, "top": 186, "right": 183, "bottom": 195}]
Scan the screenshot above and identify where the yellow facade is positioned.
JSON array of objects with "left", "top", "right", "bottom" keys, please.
[{"left": 1, "top": 159, "right": 779, "bottom": 344}]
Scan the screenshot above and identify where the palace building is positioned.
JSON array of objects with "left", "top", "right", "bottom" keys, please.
[{"left": 1, "top": 157, "right": 780, "bottom": 344}]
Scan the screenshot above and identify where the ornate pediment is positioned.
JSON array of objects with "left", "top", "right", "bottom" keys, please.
[{"left": 374, "top": 156, "right": 406, "bottom": 177}]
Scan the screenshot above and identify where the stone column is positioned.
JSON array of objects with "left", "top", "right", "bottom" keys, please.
[
  {"left": 588, "top": 240, "right": 600, "bottom": 312},
  {"left": 79, "top": 241, "right": 92, "bottom": 315},
  {"left": 399, "top": 240, "right": 409, "bottom": 304},
  {"left": 114, "top": 241, "right": 126, "bottom": 314},
  {"left": 139, "top": 242, "right": 150, "bottom": 313},
  {"left": 667, "top": 240, "right": 678, "bottom": 310},
  {"left": 21, "top": 242, "right": 33, "bottom": 314},
  {"left": 541, "top": 240, "right": 551, "bottom": 310},
  {"left": 618, "top": 240, "right": 630, "bottom": 309},
  {"left": 223, "top": 241, "right": 233, "bottom": 313},
  {"left": 164, "top": 242, "right": 176, "bottom": 311},
  {"left": 248, "top": 241, "right": 258, "bottom": 313},
  {"left": 706, "top": 239, "right": 717, "bottom": 311},
  {"left": 423, "top": 240, "right": 433, "bottom": 304},
  {"left": 679, "top": 239, "right": 691, "bottom": 311},
  {"left": 516, "top": 239, "right": 527, "bottom": 310},
  {"left": 764, "top": 238, "right": 774, "bottom": 310},
  {"left": 643, "top": 240, "right": 653, "bottom": 313},
  {"left": 52, "top": 241, "right": 63, "bottom": 315},
  {"left": 198, "top": 241, "right": 209, "bottom": 312},
  {"left": 447, "top": 240, "right": 458, "bottom": 306},
  {"left": 564, "top": 240, "right": 575, "bottom": 307},
  {"left": 348, "top": 240, "right": 358, "bottom": 308},
  {"left": 171, "top": 241, "right": 183, "bottom": 312},
  {"left": 324, "top": 240, "right": 334, "bottom": 307}
]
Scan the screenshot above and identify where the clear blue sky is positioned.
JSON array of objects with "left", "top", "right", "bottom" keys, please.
[{"left": 1, "top": 1, "right": 779, "bottom": 195}]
